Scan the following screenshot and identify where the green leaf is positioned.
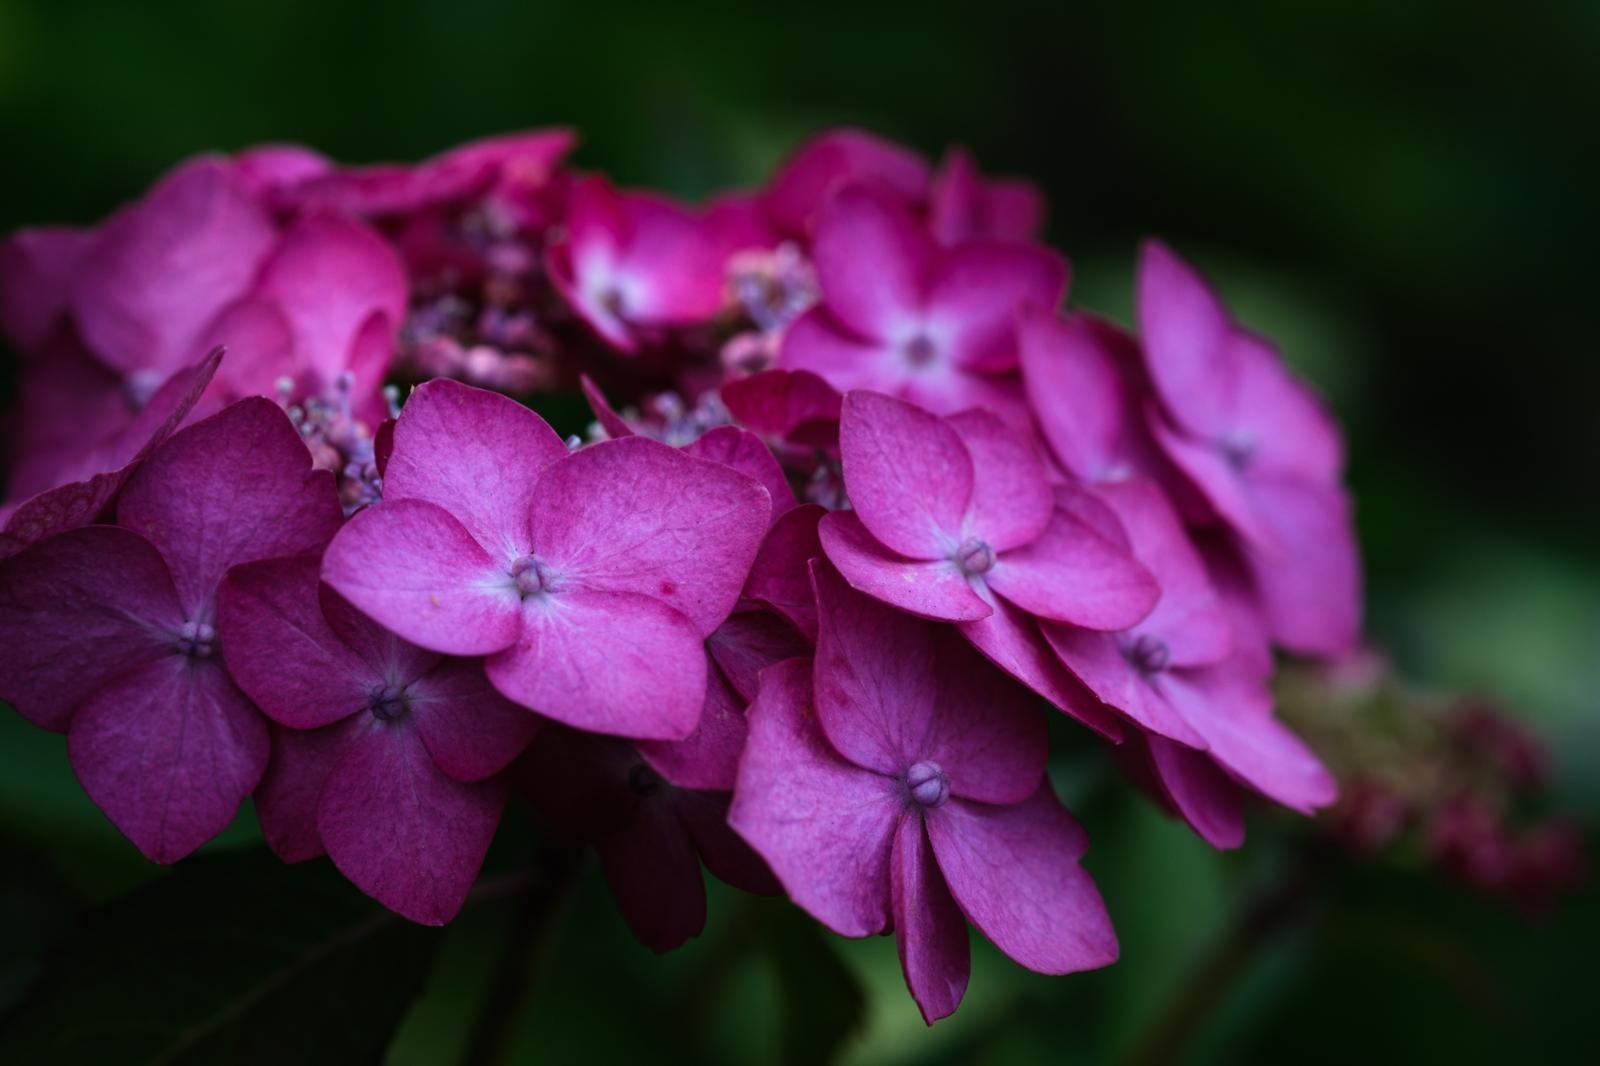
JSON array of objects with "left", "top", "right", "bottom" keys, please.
[{"left": 0, "top": 846, "right": 439, "bottom": 1065}]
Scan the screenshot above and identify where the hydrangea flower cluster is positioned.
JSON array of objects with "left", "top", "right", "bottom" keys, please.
[{"left": 0, "top": 127, "right": 1360, "bottom": 1023}]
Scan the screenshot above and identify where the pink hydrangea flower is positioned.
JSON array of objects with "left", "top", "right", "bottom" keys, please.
[
  {"left": 779, "top": 183, "right": 1067, "bottom": 415},
  {"left": 217, "top": 551, "right": 539, "bottom": 924},
  {"left": 1136, "top": 241, "right": 1361, "bottom": 656},
  {"left": 731, "top": 563, "right": 1117, "bottom": 1023},
  {"left": 1043, "top": 478, "right": 1338, "bottom": 846},
  {"left": 322, "top": 379, "right": 771, "bottom": 740},
  {"left": 0, "top": 398, "right": 343, "bottom": 861},
  {"left": 819, "top": 390, "right": 1157, "bottom": 735},
  {"left": 546, "top": 175, "right": 726, "bottom": 352}
]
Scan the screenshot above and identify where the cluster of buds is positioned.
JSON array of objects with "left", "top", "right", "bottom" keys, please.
[{"left": 1279, "top": 655, "right": 1586, "bottom": 915}]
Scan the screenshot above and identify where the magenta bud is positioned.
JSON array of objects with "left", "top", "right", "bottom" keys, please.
[
  {"left": 955, "top": 537, "right": 996, "bottom": 576},
  {"left": 1129, "top": 633, "right": 1171, "bottom": 674}
]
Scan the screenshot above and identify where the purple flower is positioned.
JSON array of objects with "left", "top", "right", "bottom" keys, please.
[
  {"left": 819, "top": 390, "right": 1157, "bottom": 736},
  {"left": 217, "top": 552, "right": 538, "bottom": 925},
  {"left": 778, "top": 184, "right": 1068, "bottom": 416},
  {"left": 0, "top": 398, "right": 343, "bottom": 861},
  {"left": 927, "top": 147, "right": 1046, "bottom": 246},
  {"left": 322, "top": 379, "right": 771, "bottom": 740},
  {"left": 730, "top": 563, "right": 1116, "bottom": 1023},
  {"left": 546, "top": 175, "right": 726, "bottom": 352},
  {"left": 1042, "top": 478, "right": 1338, "bottom": 846},
  {"left": 1136, "top": 241, "right": 1361, "bottom": 656},
  {"left": 521, "top": 720, "right": 779, "bottom": 953}
]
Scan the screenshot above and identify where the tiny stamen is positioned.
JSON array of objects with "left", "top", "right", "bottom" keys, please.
[
  {"left": 1129, "top": 633, "right": 1171, "bottom": 675},
  {"left": 174, "top": 620, "right": 216, "bottom": 659}
]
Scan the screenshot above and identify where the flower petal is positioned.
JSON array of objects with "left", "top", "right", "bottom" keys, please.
[
  {"left": 1242, "top": 479, "right": 1362, "bottom": 658},
  {"left": 928, "top": 241, "right": 1068, "bottom": 372},
  {"left": 254, "top": 717, "right": 365, "bottom": 862},
  {"left": 318, "top": 722, "right": 507, "bottom": 925},
  {"left": 742, "top": 503, "right": 825, "bottom": 639},
  {"left": 529, "top": 436, "right": 769, "bottom": 635},
  {"left": 486, "top": 589, "right": 706, "bottom": 740},
  {"left": 1146, "top": 734, "right": 1246, "bottom": 850},
  {"left": 810, "top": 184, "right": 933, "bottom": 339},
  {"left": 384, "top": 379, "right": 569, "bottom": 559},
  {"left": 68, "top": 657, "right": 268, "bottom": 863},
  {"left": 594, "top": 794, "right": 706, "bottom": 953},
  {"left": 728, "top": 658, "right": 899, "bottom": 938},
  {"left": 705, "top": 609, "right": 814, "bottom": 702},
  {"left": 945, "top": 408, "right": 1053, "bottom": 552},
  {"left": 322, "top": 498, "right": 523, "bottom": 656},
  {"left": 684, "top": 426, "right": 796, "bottom": 525},
  {"left": 927, "top": 786, "right": 1117, "bottom": 975},
  {"left": 411, "top": 657, "right": 542, "bottom": 782},
  {"left": 637, "top": 665, "right": 746, "bottom": 791},
  {"left": 1039, "top": 623, "right": 1205, "bottom": 747},
  {"left": 217, "top": 553, "right": 375, "bottom": 730},
  {"left": 813, "top": 560, "right": 1045, "bottom": 803},
  {"left": 987, "top": 506, "right": 1159, "bottom": 630},
  {"left": 1135, "top": 240, "right": 1240, "bottom": 439},
  {"left": 0, "top": 525, "right": 182, "bottom": 731},
  {"left": 891, "top": 815, "right": 970, "bottom": 1025},
  {"left": 839, "top": 390, "right": 971, "bottom": 560},
  {"left": 116, "top": 397, "right": 343, "bottom": 614},
  {"left": 819, "top": 510, "right": 990, "bottom": 622}
]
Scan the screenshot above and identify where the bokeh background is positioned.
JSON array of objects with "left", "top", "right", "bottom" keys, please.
[{"left": 1, "top": 1, "right": 1595, "bottom": 1062}]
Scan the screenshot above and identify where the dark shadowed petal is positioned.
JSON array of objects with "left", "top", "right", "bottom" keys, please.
[
  {"left": 254, "top": 717, "right": 366, "bottom": 863},
  {"left": 839, "top": 390, "right": 971, "bottom": 560},
  {"left": 676, "top": 790, "right": 780, "bottom": 895},
  {"left": 528, "top": 436, "right": 769, "bottom": 636},
  {"left": 719, "top": 368, "right": 842, "bottom": 444},
  {"left": 0, "top": 225, "right": 92, "bottom": 349},
  {"left": 68, "top": 657, "right": 269, "bottom": 864},
  {"left": 319, "top": 722, "right": 508, "bottom": 925},
  {"left": 818, "top": 511, "right": 990, "bottom": 622},
  {"left": 684, "top": 426, "right": 796, "bottom": 525},
  {"left": 637, "top": 665, "right": 746, "bottom": 791},
  {"left": 945, "top": 408, "right": 1053, "bottom": 552},
  {"left": 728, "top": 659, "right": 899, "bottom": 938},
  {"left": 594, "top": 796, "right": 706, "bottom": 953},
  {"left": 411, "top": 657, "right": 541, "bottom": 782},
  {"left": 322, "top": 498, "right": 523, "bottom": 656},
  {"left": 116, "top": 397, "right": 343, "bottom": 614},
  {"left": 891, "top": 815, "right": 970, "bottom": 1025},
  {"left": 0, "top": 525, "right": 182, "bottom": 731},
  {"left": 218, "top": 553, "right": 376, "bottom": 730},
  {"left": 486, "top": 589, "right": 706, "bottom": 740},
  {"left": 384, "top": 379, "right": 568, "bottom": 559},
  {"left": 742, "top": 503, "right": 825, "bottom": 639},
  {"left": 927, "top": 785, "right": 1118, "bottom": 975},
  {"left": 1146, "top": 734, "right": 1246, "bottom": 850},
  {"left": 810, "top": 184, "right": 933, "bottom": 340},
  {"left": 987, "top": 507, "right": 1160, "bottom": 630},
  {"left": 706, "top": 610, "right": 813, "bottom": 702}
]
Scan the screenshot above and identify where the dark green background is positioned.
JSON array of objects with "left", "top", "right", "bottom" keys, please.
[{"left": 1, "top": 1, "right": 1595, "bottom": 1062}]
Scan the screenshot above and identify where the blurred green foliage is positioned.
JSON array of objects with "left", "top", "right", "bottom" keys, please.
[{"left": 0, "top": 1, "right": 1595, "bottom": 1062}]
